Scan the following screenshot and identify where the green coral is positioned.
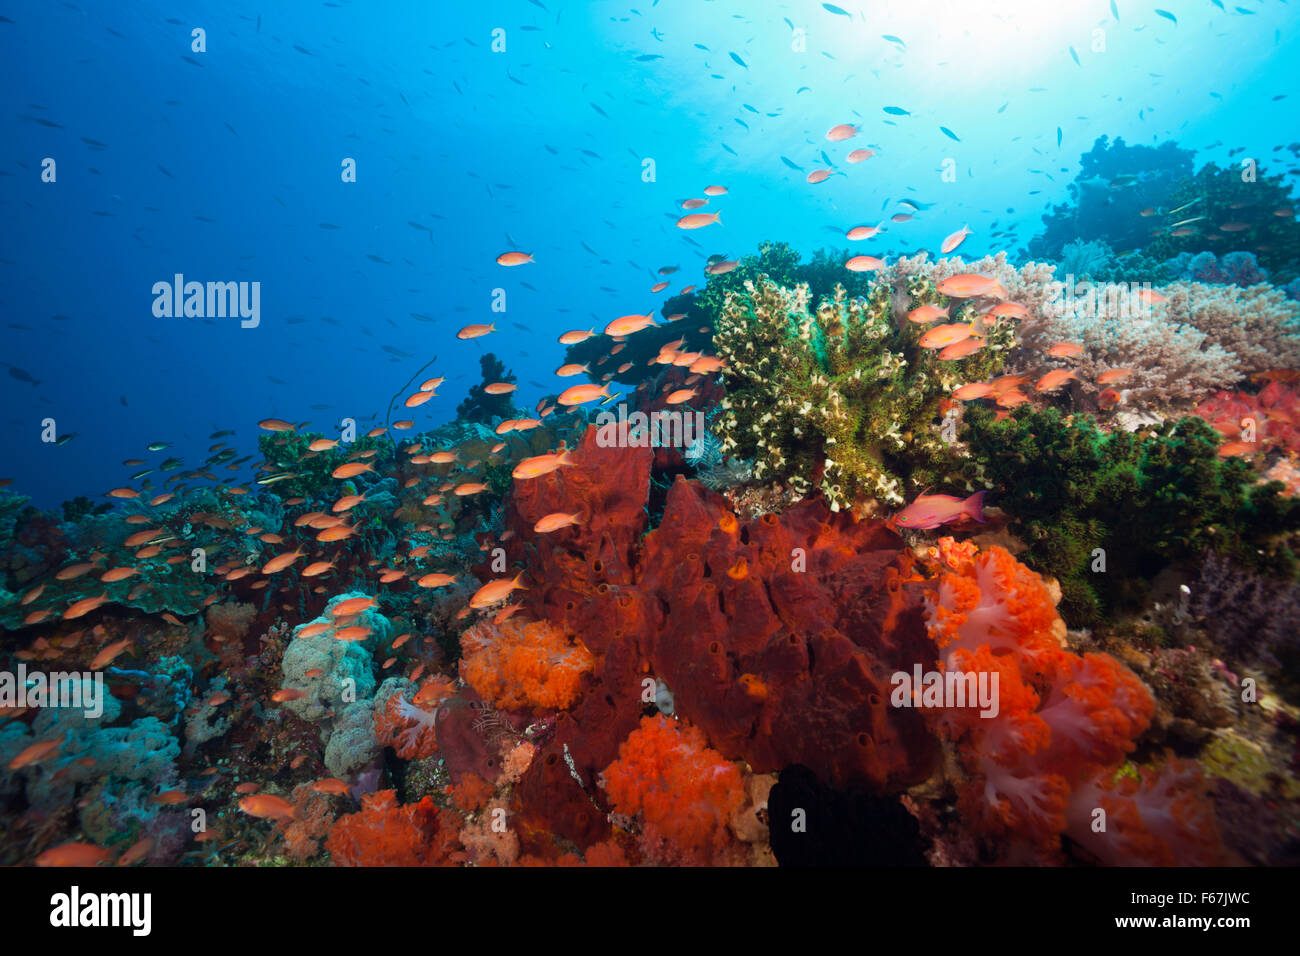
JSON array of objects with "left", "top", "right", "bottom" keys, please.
[
  {"left": 560, "top": 241, "right": 879, "bottom": 389},
  {"left": 714, "top": 274, "right": 1011, "bottom": 510},
  {"left": 962, "top": 406, "right": 1300, "bottom": 624}
]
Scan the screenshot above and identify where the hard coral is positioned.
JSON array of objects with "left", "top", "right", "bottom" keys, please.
[{"left": 714, "top": 271, "right": 1011, "bottom": 509}]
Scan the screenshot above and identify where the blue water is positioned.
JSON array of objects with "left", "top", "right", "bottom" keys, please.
[{"left": 3, "top": 0, "right": 1298, "bottom": 507}]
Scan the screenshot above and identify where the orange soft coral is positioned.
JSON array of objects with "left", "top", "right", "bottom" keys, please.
[
  {"left": 926, "top": 544, "right": 1065, "bottom": 669},
  {"left": 601, "top": 714, "right": 745, "bottom": 866},
  {"left": 372, "top": 678, "right": 453, "bottom": 760},
  {"left": 326, "top": 789, "right": 463, "bottom": 866},
  {"left": 460, "top": 617, "right": 594, "bottom": 711},
  {"left": 923, "top": 545, "right": 1181, "bottom": 859}
]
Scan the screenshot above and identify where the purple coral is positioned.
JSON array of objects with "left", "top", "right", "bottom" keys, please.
[
  {"left": 1191, "top": 550, "right": 1300, "bottom": 681},
  {"left": 1167, "top": 250, "right": 1269, "bottom": 287}
]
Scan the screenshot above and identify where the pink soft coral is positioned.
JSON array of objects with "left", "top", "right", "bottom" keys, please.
[
  {"left": 1066, "top": 758, "right": 1225, "bottom": 865},
  {"left": 373, "top": 677, "right": 455, "bottom": 760}
]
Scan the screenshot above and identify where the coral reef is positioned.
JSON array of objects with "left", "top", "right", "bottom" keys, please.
[
  {"left": 961, "top": 406, "right": 1300, "bottom": 623},
  {"left": 1027, "top": 136, "right": 1196, "bottom": 260}
]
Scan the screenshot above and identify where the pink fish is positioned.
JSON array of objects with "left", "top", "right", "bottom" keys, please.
[{"left": 890, "top": 491, "right": 985, "bottom": 531}]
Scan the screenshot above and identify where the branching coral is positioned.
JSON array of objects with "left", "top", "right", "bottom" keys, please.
[
  {"left": 1020, "top": 285, "right": 1243, "bottom": 407},
  {"left": 1165, "top": 281, "right": 1300, "bottom": 378},
  {"left": 714, "top": 272, "right": 1011, "bottom": 509}
]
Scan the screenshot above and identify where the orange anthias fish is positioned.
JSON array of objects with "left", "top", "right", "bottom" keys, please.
[
  {"left": 496, "top": 251, "right": 534, "bottom": 266},
  {"left": 936, "top": 273, "right": 998, "bottom": 297},
  {"left": 907, "top": 304, "right": 949, "bottom": 324},
  {"left": 826, "top": 123, "right": 858, "bottom": 141},
  {"left": 35, "top": 842, "right": 112, "bottom": 867},
  {"left": 938, "top": 338, "right": 983, "bottom": 361},
  {"left": 890, "top": 492, "right": 986, "bottom": 531},
  {"left": 65, "top": 594, "right": 110, "bottom": 621},
  {"left": 417, "top": 573, "right": 457, "bottom": 588},
  {"left": 312, "top": 778, "right": 351, "bottom": 797},
  {"left": 262, "top": 547, "right": 304, "bottom": 574},
  {"left": 940, "top": 225, "right": 971, "bottom": 255},
  {"left": 332, "top": 596, "right": 376, "bottom": 617},
  {"left": 534, "top": 512, "right": 582, "bottom": 533},
  {"left": 604, "top": 313, "right": 657, "bottom": 336},
  {"left": 953, "top": 382, "right": 994, "bottom": 401},
  {"left": 8, "top": 733, "right": 66, "bottom": 770},
  {"left": 558, "top": 383, "right": 614, "bottom": 406},
  {"left": 457, "top": 323, "right": 497, "bottom": 339},
  {"left": 846, "top": 223, "right": 884, "bottom": 240},
  {"left": 238, "top": 793, "right": 297, "bottom": 822},
  {"left": 1097, "top": 367, "right": 1134, "bottom": 385},
  {"left": 1217, "top": 441, "right": 1259, "bottom": 457},
  {"left": 845, "top": 255, "right": 884, "bottom": 272},
  {"left": 1046, "top": 342, "right": 1085, "bottom": 358},
  {"left": 512, "top": 449, "right": 576, "bottom": 479},
  {"left": 676, "top": 212, "right": 720, "bottom": 229},
  {"left": 1036, "top": 369, "right": 1077, "bottom": 392},
  {"left": 918, "top": 322, "right": 973, "bottom": 350},
  {"left": 469, "top": 573, "right": 527, "bottom": 609},
  {"left": 331, "top": 462, "right": 374, "bottom": 480}
]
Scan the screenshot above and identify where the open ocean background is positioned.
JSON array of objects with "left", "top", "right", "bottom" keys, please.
[{"left": 3, "top": 0, "right": 1298, "bottom": 507}]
